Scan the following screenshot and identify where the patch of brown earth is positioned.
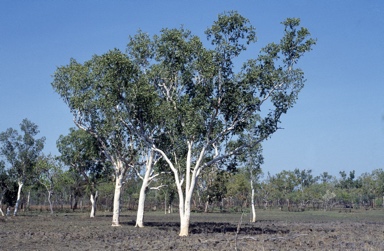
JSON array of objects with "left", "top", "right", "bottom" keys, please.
[{"left": 0, "top": 213, "right": 383, "bottom": 250}]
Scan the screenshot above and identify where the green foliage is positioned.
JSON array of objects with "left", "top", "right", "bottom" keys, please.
[
  {"left": 0, "top": 119, "right": 45, "bottom": 185},
  {"left": 34, "top": 154, "right": 62, "bottom": 190},
  {"left": 53, "top": 11, "right": 316, "bottom": 174},
  {"left": 206, "top": 170, "right": 231, "bottom": 203},
  {"left": 52, "top": 12, "right": 317, "bottom": 223},
  {"left": 0, "top": 160, "right": 17, "bottom": 207},
  {"left": 3, "top": 182, "right": 17, "bottom": 207},
  {"left": 52, "top": 50, "right": 141, "bottom": 174},
  {"left": 338, "top": 170, "right": 361, "bottom": 189},
  {"left": 57, "top": 128, "right": 113, "bottom": 188},
  {"left": 294, "top": 168, "right": 319, "bottom": 189},
  {"left": 226, "top": 171, "right": 250, "bottom": 199}
]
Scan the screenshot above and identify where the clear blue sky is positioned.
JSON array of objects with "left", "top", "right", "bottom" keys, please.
[{"left": 1, "top": 1, "right": 383, "bottom": 178}]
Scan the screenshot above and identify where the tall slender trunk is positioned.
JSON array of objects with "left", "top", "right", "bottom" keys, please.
[
  {"left": 178, "top": 142, "right": 195, "bottom": 237},
  {"left": 14, "top": 181, "right": 24, "bottom": 216},
  {"left": 154, "top": 141, "right": 202, "bottom": 237},
  {"left": 26, "top": 190, "right": 31, "bottom": 211},
  {"left": 90, "top": 191, "right": 98, "bottom": 218},
  {"left": 48, "top": 190, "right": 54, "bottom": 214},
  {"left": 0, "top": 189, "right": 5, "bottom": 216},
  {"left": 135, "top": 151, "right": 154, "bottom": 228},
  {"left": 135, "top": 172, "right": 149, "bottom": 227},
  {"left": 112, "top": 160, "right": 125, "bottom": 226},
  {"left": 250, "top": 179, "right": 256, "bottom": 222}
]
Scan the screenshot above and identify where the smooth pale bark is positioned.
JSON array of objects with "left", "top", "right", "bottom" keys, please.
[
  {"left": 180, "top": 214, "right": 190, "bottom": 236},
  {"left": 112, "top": 160, "right": 125, "bottom": 226},
  {"left": 135, "top": 155, "right": 153, "bottom": 227},
  {"left": 154, "top": 141, "right": 203, "bottom": 237},
  {"left": 136, "top": 151, "right": 156, "bottom": 227},
  {"left": 178, "top": 142, "right": 198, "bottom": 237},
  {"left": 135, "top": 177, "right": 148, "bottom": 227},
  {"left": 13, "top": 181, "right": 24, "bottom": 216},
  {"left": 48, "top": 190, "right": 54, "bottom": 214},
  {"left": 90, "top": 191, "right": 98, "bottom": 218},
  {"left": 0, "top": 190, "right": 5, "bottom": 216},
  {"left": 179, "top": 197, "right": 191, "bottom": 236},
  {"left": 250, "top": 180, "right": 256, "bottom": 222},
  {"left": 179, "top": 182, "right": 195, "bottom": 236},
  {"left": 112, "top": 173, "right": 124, "bottom": 226}
]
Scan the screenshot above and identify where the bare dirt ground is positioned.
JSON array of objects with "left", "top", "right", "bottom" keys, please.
[{"left": 1, "top": 209, "right": 384, "bottom": 250}]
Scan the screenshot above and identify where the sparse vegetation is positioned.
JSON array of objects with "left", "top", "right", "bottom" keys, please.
[{"left": 1, "top": 210, "right": 384, "bottom": 250}]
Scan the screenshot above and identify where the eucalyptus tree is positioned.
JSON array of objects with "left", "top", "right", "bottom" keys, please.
[
  {"left": 120, "top": 12, "right": 315, "bottom": 236},
  {"left": 0, "top": 161, "right": 17, "bottom": 215},
  {"left": 0, "top": 119, "right": 45, "bottom": 216},
  {"left": 56, "top": 128, "right": 113, "bottom": 217},
  {"left": 134, "top": 149, "right": 163, "bottom": 227},
  {"left": 320, "top": 171, "right": 334, "bottom": 184},
  {"left": 270, "top": 170, "right": 299, "bottom": 210},
  {"left": 293, "top": 169, "right": 319, "bottom": 209},
  {"left": 52, "top": 52, "right": 141, "bottom": 226},
  {"left": 0, "top": 160, "right": 10, "bottom": 216},
  {"left": 52, "top": 11, "right": 315, "bottom": 235},
  {"left": 226, "top": 171, "right": 250, "bottom": 210},
  {"left": 359, "top": 172, "right": 377, "bottom": 207},
  {"left": 371, "top": 169, "right": 384, "bottom": 207},
  {"left": 34, "top": 154, "right": 62, "bottom": 214},
  {"left": 242, "top": 145, "right": 263, "bottom": 222},
  {"left": 63, "top": 167, "right": 86, "bottom": 210},
  {"left": 203, "top": 168, "right": 232, "bottom": 212}
]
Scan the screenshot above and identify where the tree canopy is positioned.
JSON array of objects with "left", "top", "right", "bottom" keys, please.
[{"left": 52, "top": 11, "right": 316, "bottom": 235}]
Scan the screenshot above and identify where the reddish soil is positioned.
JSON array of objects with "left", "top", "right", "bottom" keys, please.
[{"left": 1, "top": 210, "right": 384, "bottom": 250}]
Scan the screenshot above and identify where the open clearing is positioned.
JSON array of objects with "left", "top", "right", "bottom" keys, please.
[{"left": 1, "top": 209, "right": 384, "bottom": 250}]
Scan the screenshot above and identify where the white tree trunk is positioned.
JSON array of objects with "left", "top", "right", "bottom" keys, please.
[
  {"left": 112, "top": 160, "right": 125, "bottom": 226},
  {"left": 90, "top": 191, "right": 98, "bottom": 218},
  {"left": 250, "top": 185, "right": 256, "bottom": 222},
  {"left": 179, "top": 189, "right": 192, "bottom": 236},
  {"left": 0, "top": 190, "right": 5, "bottom": 216},
  {"left": 180, "top": 213, "right": 190, "bottom": 236},
  {"left": 135, "top": 166, "right": 151, "bottom": 227},
  {"left": 178, "top": 142, "right": 198, "bottom": 237},
  {"left": 135, "top": 151, "right": 154, "bottom": 227},
  {"left": 14, "top": 181, "right": 24, "bottom": 216},
  {"left": 48, "top": 190, "right": 54, "bottom": 214},
  {"left": 135, "top": 186, "right": 147, "bottom": 227},
  {"left": 153, "top": 141, "right": 202, "bottom": 237}
]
